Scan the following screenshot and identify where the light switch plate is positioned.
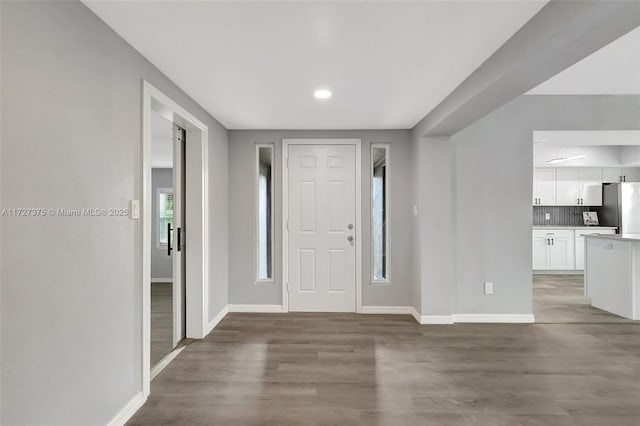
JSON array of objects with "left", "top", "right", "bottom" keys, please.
[
  {"left": 412, "top": 205, "right": 419, "bottom": 216},
  {"left": 545, "top": 212, "right": 551, "bottom": 221},
  {"left": 130, "top": 200, "right": 140, "bottom": 219},
  {"left": 484, "top": 282, "right": 494, "bottom": 295}
]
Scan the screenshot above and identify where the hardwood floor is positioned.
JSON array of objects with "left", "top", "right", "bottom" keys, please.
[
  {"left": 151, "top": 282, "right": 173, "bottom": 367},
  {"left": 533, "top": 274, "right": 634, "bottom": 323},
  {"left": 129, "top": 311, "right": 640, "bottom": 425}
]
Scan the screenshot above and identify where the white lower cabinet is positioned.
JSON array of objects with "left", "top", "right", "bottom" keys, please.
[
  {"left": 532, "top": 230, "right": 575, "bottom": 270},
  {"left": 533, "top": 228, "right": 617, "bottom": 271},
  {"left": 575, "top": 229, "right": 616, "bottom": 269}
]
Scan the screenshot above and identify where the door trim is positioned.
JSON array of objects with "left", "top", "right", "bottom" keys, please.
[
  {"left": 142, "top": 80, "right": 210, "bottom": 398},
  {"left": 282, "top": 138, "right": 362, "bottom": 313}
]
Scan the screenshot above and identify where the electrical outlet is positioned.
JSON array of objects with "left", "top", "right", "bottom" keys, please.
[
  {"left": 545, "top": 212, "right": 551, "bottom": 221},
  {"left": 484, "top": 282, "right": 494, "bottom": 295}
]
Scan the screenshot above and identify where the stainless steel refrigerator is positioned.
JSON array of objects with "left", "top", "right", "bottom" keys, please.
[{"left": 601, "top": 183, "right": 640, "bottom": 235}]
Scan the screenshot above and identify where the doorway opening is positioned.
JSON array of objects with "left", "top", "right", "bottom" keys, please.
[
  {"left": 531, "top": 130, "right": 639, "bottom": 323},
  {"left": 142, "top": 81, "right": 210, "bottom": 397},
  {"left": 149, "top": 111, "right": 186, "bottom": 369}
]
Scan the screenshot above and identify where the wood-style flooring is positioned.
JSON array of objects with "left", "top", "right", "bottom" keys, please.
[
  {"left": 533, "top": 274, "right": 634, "bottom": 324},
  {"left": 130, "top": 276, "right": 640, "bottom": 426},
  {"left": 151, "top": 282, "right": 173, "bottom": 367}
]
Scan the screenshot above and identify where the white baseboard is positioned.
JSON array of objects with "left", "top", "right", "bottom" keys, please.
[
  {"left": 228, "top": 304, "right": 284, "bottom": 313},
  {"left": 150, "top": 345, "right": 187, "bottom": 381},
  {"left": 360, "top": 305, "right": 413, "bottom": 314},
  {"left": 151, "top": 277, "right": 172, "bottom": 283},
  {"left": 410, "top": 307, "right": 454, "bottom": 324},
  {"left": 452, "top": 314, "right": 535, "bottom": 323},
  {"left": 205, "top": 305, "right": 229, "bottom": 336},
  {"left": 533, "top": 270, "right": 583, "bottom": 275},
  {"left": 106, "top": 391, "right": 146, "bottom": 426},
  {"left": 409, "top": 308, "right": 533, "bottom": 324}
]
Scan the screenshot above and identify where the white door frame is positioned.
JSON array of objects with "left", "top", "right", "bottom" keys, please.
[
  {"left": 142, "top": 80, "right": 210, "bottom": 397},
  {"left": 282, "top": 138, "right": 362, "bottom": 313}
]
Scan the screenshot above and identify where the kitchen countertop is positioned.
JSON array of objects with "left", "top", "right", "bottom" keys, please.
[
  {"left": 532, "top": 226, "right": 618, "bottom": 230},
  {"left": 585, "top": 233, "right": 640, "bottom": 242}
]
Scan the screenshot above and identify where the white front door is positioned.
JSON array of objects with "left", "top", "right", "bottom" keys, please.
[{"left": 287, "top": 144, "right": 357, "bottom": 312}]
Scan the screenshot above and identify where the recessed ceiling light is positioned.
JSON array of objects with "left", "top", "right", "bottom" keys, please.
[{"left": 314, "top": 89, "right": 332, "bottom": 100}]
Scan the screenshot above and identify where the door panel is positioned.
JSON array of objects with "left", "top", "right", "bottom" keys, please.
[
  {"left": 579, "top": 168, "right": 603, "bottom": 206},
  {"left": 622, "top": 167, "right": 640, "bottom": 182},
  {"left": 532, "top": 236, "right": 549, "bottom": 270},
  {"left": 549, "top": 236, "right": 574, "bottom": 269},
  {"left": 533, "top": 168, "right": 555, "bottom": 205},
  {"left": 575, "top": 236, "right": 585, "bottom": 270},
  {"left": 172, "top": 124, "right": 186, "bottom": 347},
  {"left": 288, "top": 144, "right": 356, "bottom": 312},
  {"left": 555, "top": 168, "right": 580, "bottom": 205},
  {"left": 603, "top": 167, "right": 622, "bottom": 183}
]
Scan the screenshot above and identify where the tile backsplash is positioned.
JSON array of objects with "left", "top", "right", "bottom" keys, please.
[{"left": 533, "top": 206, "right": 603, "bottom": 226}]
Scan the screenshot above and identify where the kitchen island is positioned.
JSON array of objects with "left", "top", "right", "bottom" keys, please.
[{"left": 585, "top": 233, "right": 640, "bottom": 320}]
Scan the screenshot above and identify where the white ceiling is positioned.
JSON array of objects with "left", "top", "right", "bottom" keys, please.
[
  {"left": 151, "top": 110, "right": 173, "bottom": 168},
  {"left": 533, "top": 131, "right": 640, "bottom": 146},
  {"left": 84, "top": 1, "right": 546, "bottom": 130},
  {"left": 528, "top": 26, "right": 640, "bottom": 95}
]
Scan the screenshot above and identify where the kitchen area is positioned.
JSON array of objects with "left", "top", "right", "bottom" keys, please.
[{"left": 532, "top": 130, "right": 640, "bottom": 322}]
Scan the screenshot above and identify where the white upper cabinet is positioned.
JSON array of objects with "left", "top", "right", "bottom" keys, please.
[
  {"left": 603, "top": 167, "right": 622, "bottom": 183},
  {"left": 622, "top": 167, "right": 640, "bottom": 182},
  {"left": 534, "top": 167, "right": 603, "bottom": 206},
  {"left": 533, "top": 168, "right": 556, "bottom": 206},
  {"left": 579, "top": 168, "right": 603, "bottom": 206},
  {"left": 602, "top": 167, "right": 640, "bottom": 183},
  {"left": 555, "top": 168, "right": 580, "bottom": 205}
]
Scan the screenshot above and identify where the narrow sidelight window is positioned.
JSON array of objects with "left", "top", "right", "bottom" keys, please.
[
  {"left": 257, "top": 145, "right": 274, "bottom": 281},
  {"left": 372, "top": 144, "right": 389, "bottom": 282}
]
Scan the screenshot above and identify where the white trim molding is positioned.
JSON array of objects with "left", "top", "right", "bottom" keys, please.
[
  {"left": 151, "top": 277, "right": 172, "bottom": 283},
  {"left": 150, "top": 345, "right": 187, "bottom": 380},
  {"left": 106, "top": 392, "right": 146, "bottom": 426},
  {"left": 141, "top": 80, "right": 210, "bottom": 398},
  {"left": 205, "top": 305, "right": 229, "bottom": 336},
  {"left": 361, "top": 306, "right": 412, "bottom": 314},
  {"left": 453, "top": 314, "right": 535, "bottom": 323},
  {"left": 228, "top": 304, "right": 284, "bottom": 313},
  {"left": 411, "top": 307, "right": 454, "bottom": 324}
]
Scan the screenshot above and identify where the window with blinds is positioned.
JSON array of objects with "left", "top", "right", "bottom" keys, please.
[{"left": 157, "top": 188, "right": 174, "bottom": 247}]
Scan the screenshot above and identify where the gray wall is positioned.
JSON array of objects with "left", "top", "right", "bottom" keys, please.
[
  {"left": 409, "top": 134, "right": 455, "bottom": 316},
  {"left": 228, "top": 130, "right": 412, "bottom": 307},
  {"left": 450, "top": 95, "right": 640, "bottom": 315},
  {"left": 151, "top": 168, "right": 173, "bottom": 280},
  {"left": 0, "top": 2, "right": 228, "bottom": 425}
]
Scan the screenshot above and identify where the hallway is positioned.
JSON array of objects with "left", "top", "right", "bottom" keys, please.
[{"left": 129, "top": 313, "right": 640, "bottom": 425}]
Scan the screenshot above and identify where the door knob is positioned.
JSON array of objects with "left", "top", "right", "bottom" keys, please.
[
  {"left": 347, "top": 224, "right": 354, "bottom": 230},
  {"left": 347, "top": 235, "right": 354, "bottom": 242}
]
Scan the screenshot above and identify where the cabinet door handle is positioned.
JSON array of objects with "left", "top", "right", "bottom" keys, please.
[
  {"left": 551, "top": 238, "right": 554, "bottom": 245},
  {"left": 623, "top": 175, "right": 626, "bottom": 182}
]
